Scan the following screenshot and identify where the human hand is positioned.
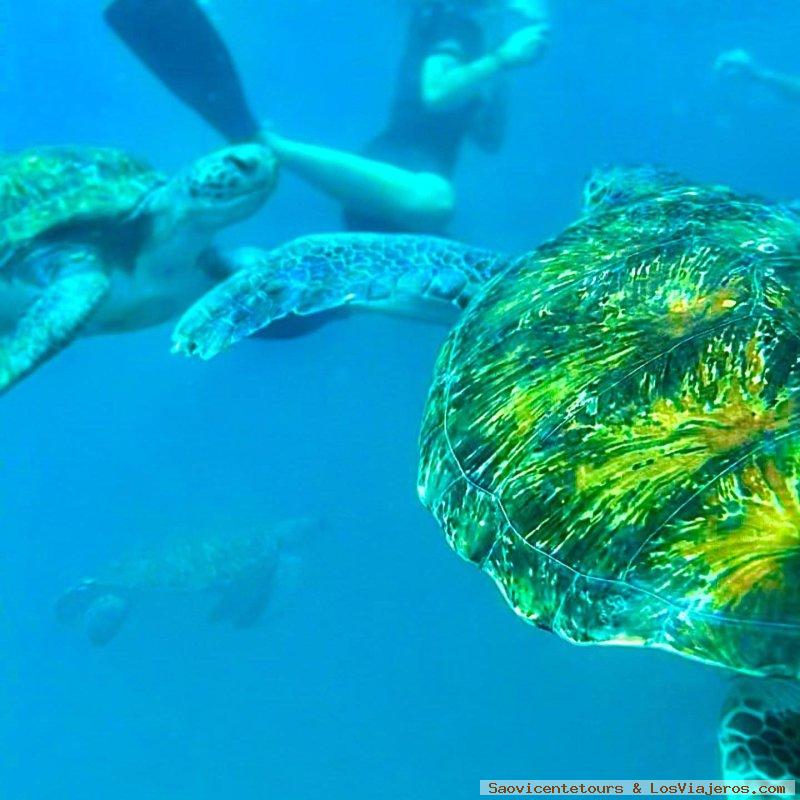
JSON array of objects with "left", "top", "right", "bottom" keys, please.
[
  {"left": 506, "top": 0, "right": 549, "bottom": 23},
  {"left": 496, "top": 23, "right": 549, "bottom": 68},
  {"left": 714, "top": 49, "right": 757, "bottom": 78}
]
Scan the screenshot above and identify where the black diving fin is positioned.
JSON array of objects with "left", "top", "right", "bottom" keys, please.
[{"left": 104, "top": 0, "right": 260, "bottom": 142}]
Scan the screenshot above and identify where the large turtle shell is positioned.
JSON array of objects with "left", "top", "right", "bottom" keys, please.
[
  {"left": 419, "top": 171, "right": 800, "bottom": 678},
  {"left": 0, "top": 146, "right": 164, "bottom": 253}
]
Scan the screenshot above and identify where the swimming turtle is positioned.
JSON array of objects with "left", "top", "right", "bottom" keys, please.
[
  {"left": 56, "top": 518, "right": 317, "bottom": 645},
  {"left": 170, "top": 165, "right": 800, "bottom": 782},
  {"left": 0, "top": 141, "right": 276, "bottom": 393}
]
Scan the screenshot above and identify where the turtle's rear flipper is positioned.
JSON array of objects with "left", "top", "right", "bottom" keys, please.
[
  {"left": 105, "top": 0, "right": 259, "bottom": 143},
  {"left": 83, "top": 593, "right": 131, "bottom": 646},
  {"left": 56, "top": 582, "right": 131, "bottom": 646},
  {"left": 208, "top": 566, "right": 275, "bottom": 629},
  {"left": 174, "top": 234, "right": 505, "bottom": 359},
  {"left": 0, "top": 260, "right": 109, "bottom": 394},
  {"left": 719, "top": 677, "right": 800, "bottom": 782},
  {"left": 55, "top": 581, "right": 102, "bottom": 626}
]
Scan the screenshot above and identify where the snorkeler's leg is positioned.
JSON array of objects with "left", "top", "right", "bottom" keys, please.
[
  {"left": 174, "top": 234, "right": 507, "bottom": 359},
  {"left": 266, "top": 135, "right": 455, "bottom": 232}
]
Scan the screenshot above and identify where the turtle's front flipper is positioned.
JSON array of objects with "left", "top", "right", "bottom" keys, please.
[
  {"left": 208, "top": 565, "right": 275, "bottom": 629},
  {"left": 174, "top": 233, "right": 505, "bottom": 360},
  {"left": 719, "top": 677, "right": 800, "bottom": 782},
  {"left": 0, "top": 262, "right": 109, "bottom": 393}
]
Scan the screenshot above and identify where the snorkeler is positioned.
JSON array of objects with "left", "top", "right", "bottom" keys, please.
[
  {"left": 264, "top": 1, "right": 549, "bottom": 233},
  {"left": 105, "top": 0, "right": 549, "bottom": 233},
  {"left": 715, "top": 49, "right": 800, "bottom": 102}
]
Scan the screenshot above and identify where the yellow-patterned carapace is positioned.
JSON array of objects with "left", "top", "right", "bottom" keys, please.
[{"left": 419, "top": 166, "right": 800, "bottom": 679}]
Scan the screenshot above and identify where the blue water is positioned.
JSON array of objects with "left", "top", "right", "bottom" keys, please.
[{"left": 1, "top": 1, "right": 799, "bottom": 797}]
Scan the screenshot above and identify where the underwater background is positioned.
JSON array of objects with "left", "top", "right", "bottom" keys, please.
[{"left": 1, "top": 1, "right": 799, "bottom": 797}]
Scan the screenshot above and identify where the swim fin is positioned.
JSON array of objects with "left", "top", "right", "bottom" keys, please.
[{"left": 104, "top": 0, "right": 260, "bottom": 142}]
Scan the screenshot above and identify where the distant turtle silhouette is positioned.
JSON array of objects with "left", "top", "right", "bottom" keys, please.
[{"left": 56, "top": 518, "right": 317, "bottom": 645}]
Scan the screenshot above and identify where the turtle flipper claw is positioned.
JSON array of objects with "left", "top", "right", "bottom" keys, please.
[{"left": 173, "top": 251, "right": 298, "bottom": 359}]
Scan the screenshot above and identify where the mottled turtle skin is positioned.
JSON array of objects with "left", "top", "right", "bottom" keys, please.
[
  {"left": 720, "top": 678, "right": 800, "bottom": 782},
  {"left": 169, "top": 166, "right": 800, "bottom": 782},
  {"left": 57, "top": 519, "right": 316, "bottom": 645}
]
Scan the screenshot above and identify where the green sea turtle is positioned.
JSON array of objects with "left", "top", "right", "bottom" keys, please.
[
  {"left": 170, "top": 165, "right": 800, "bottom": 782},
  {"left": 56, "top": 518, "right": 317, "bottom": 646},
  {"left": 0, "top": 142, "right": 276, "bottom": 393}
]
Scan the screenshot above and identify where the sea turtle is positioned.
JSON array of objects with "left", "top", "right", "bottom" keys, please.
[
  {"left": 0, "top": 141, "right": 276, "bottom": 393},
  {"left": 169, "top": 165, "right": 800, "bottom": 782},
  {"left": 56, "top": 517, "right": 317, "bottom": 645}
]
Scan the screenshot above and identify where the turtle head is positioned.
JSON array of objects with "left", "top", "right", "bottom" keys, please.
[
  {"left": 582, "top": 164, "right": 688, "bottom": 215},
  {"left": 169, "top": 144, "right": 278, "bottom": 231}
]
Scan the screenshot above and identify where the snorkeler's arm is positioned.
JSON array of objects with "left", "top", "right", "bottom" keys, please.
[
  {"left": 422, "top": 23, "right": 548, "bottom": 112},
  {"left": 751, "top": 66, "right": 800, "bottom": 101},
  {"left": 422, "top": 52, "right": 508, "bottom": 111},
  {"left": 716, "top": 49, "right": 800, "bottom": 102}
]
